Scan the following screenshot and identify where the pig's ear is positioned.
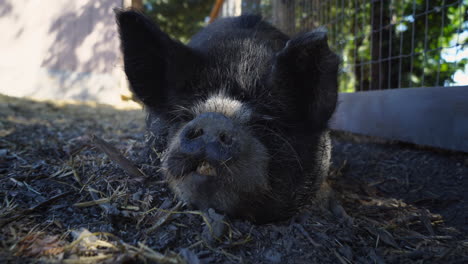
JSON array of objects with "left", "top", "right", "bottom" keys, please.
[
  {"left": 271, "top": 29, "right": 340, "bottom": 130},
  {"left": 116, "top": 10, "right": 200, "bottom": 109}
]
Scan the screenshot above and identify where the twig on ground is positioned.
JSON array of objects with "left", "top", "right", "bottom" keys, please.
[
  {"left": 146, "top": 201, "right": 183, "bottom": 233},
  {"left": 90, "top": 134, "right": 146, "bottom": 182},
  {"left": 72, "top": 187, "right": 120, "bottom": 215}
]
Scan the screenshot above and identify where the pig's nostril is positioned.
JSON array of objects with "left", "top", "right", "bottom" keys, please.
[
  {"left": 186, "top": 128, "right": 204, "bottom": 140},
  {"left": 219, "top": 132, "right": 232, "bottom": 146}
]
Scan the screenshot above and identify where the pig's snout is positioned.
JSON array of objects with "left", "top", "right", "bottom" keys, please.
[{"left": 179, "top": 112, "right": 239, "bottom": 163}]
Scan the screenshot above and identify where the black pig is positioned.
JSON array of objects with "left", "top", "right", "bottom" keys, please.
[{"left": 116, "top": 10, "right": 339, "bottom": 223}]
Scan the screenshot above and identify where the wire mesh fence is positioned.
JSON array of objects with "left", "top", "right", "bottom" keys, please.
[{"left": 248, "top": 0, "right": 467, "bottom": 92}]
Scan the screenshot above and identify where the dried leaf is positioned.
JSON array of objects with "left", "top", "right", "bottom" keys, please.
[{"left": 16, "top": 233, "right": 65, "bottom": 257}]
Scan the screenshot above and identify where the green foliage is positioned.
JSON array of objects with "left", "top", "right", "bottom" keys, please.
[
  {"left": 389, "top": 0, "right": 468, "bottom": 89},
  {"left": 143, "top": 0, "right": 213, "bottom": 43},
  {"left": 271, "top": 0, "right": 467, "bottom": 91}
]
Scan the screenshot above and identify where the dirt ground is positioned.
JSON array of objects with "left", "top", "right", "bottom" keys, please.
[{"left": 1, "top": 94, "right": 467, "bottom": 263}]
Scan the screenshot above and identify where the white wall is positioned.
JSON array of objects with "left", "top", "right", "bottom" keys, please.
[
  {"left": 0, "top": 0, "right": 129, "bottom": 105},
  {"left": 221, "top": 0, "right": 242, "bottom": 17}
]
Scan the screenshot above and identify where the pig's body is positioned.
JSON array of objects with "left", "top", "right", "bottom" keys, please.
[{"left": 117, "top": 11, "right": 339, "bottom": 223}]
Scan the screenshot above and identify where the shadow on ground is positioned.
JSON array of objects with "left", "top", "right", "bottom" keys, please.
[{"left": 0, "top": 94, "right": 466, "bottom": 263}]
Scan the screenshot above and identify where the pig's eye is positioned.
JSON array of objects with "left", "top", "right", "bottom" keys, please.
[
  {"left": 186, "top": 128, "right": 204, "bottom": 140},
  {"left": 247, "top": 113, "right": 288, "bottom": 133}
]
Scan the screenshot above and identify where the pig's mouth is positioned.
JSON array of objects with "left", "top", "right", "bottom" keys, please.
[
  {"left": 195, "top": 161, "right": 217, "bottom": 176},
  {"left": 163, "top": 153, "right": 226, "bottom": 180},
  {"left": 162, "top": 134, "right": 271, "bottom": 216}
]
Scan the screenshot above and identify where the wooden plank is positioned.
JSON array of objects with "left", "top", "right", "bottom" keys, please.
[
  {"left": 209, "top": 0, "right": 225, "bottom": 23},
  {"left": 330, "top": 86, "right": 468, "bottom": 153}
]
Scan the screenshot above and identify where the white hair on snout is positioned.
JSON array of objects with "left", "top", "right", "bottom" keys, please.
[{"left": 191, "top": 94, "right": 252, "bottom": 123}]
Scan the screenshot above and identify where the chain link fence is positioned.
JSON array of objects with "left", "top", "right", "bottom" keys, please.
[{"left": 247, "top": 0, "right": 467, "bottom": 92}]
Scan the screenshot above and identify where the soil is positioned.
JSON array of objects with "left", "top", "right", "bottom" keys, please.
[{"left": 1, "top": 94, "right": 467, "bottom": 264}]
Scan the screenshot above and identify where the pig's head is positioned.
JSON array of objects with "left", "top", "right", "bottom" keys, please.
[{"left": 116, "top": 11, "right": 339, "bottom": 223}]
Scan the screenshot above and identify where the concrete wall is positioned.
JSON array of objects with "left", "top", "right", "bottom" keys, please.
[
  {"left": 221, "top": 0, "right": 242, "bottom": 17},
  {"left": 0, "top": 0, "right": 129, "bottom": 105},
  {"left": 330, "top": 86, "right": 468, "bottom": 153}
]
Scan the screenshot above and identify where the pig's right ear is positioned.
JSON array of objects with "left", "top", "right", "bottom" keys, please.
[
  {"left": 270, "top": 29, "right": 340, "bottom": 131},
  {"left": 116, "top": 10, "right": 200, "bottom": 109}
]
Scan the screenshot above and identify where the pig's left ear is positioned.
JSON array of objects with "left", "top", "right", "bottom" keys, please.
[
  {"left": 271, "top": 29, "right": 340, "bottom": 131},
  {"left": 116, "top": 10, "right": 201, "bottom": 109}
]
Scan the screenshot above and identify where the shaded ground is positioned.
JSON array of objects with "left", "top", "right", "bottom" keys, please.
[{"left": 0, "top": 94, "right": 467, "bottom": 263}]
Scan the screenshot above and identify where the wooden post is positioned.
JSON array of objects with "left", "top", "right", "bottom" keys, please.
[
  {"left": 123, "top": 0, "right": 143, "bottom": 10},
  {"left": 209, "top": 0, "right": 225, "bottom": 23}
]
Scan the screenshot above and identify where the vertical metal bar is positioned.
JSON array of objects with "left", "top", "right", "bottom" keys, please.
[
  {"left": 319, "top": 0, "right": 322, "bottom": 26},
  {"left": 332, "top": 0, "right": 335, "bottom": 37},
  {"left": 388, "top": 0, "right": 393, "bottom": 89},
  {"left": 341, "top": 0, "right": 344, "bottom": 51},
  {"left": 455, "top": 0, "right": 463, "bottom": 61},
  {"left": 302, "top": 0, "right": 305, "bottom": 30},
  {"left": 311, "top": 0, "right": 313, "bottom": 29},
  {"left": 421, "top": 0, "right": 429, "bottom": 87},
  {"left": 311, "top": 0, "right": 314, "bottom": 29},
  {"left": 312, "top": 0, "right": 315, "bottom": 28},
  {"left": 397, "top": 0, "right": 406, "bottom": 89},
  {"left": 329, "top": 0, "right": 333, "bottom": 43},
  {"left": 322, "top": 0, "right": 325, "bottom": 26},
  {"left": 299, "top": 0, "right": 303, "bottom": 32},
  {"left": 289, "top": 0, "right": 292, "bottom": 34},
  {"left": 313, "top": 0, "right": 316, "bottom": 29},
  {"left": 326, "top": 0, "right": 329, "bottom": 26},
  {"left": 294, "top": 0, "right": 297, "bottom": 33},
  {"left": 409, "top": 0, "right": 416, "bottom": 87},
  {"left": 379, "top": 0, "right": 383, "bottom": 90},
  {"left": 325, "top": 0, "right": 328, "bottom": 26},
  {"left": 398, "top": 26, "right": 404, "bottom": 89},
  {"left": 292, "top": 0, "right": 295, "bottom": 34},
  {"left": 337, "top": 0, "right": 341, "bottom": 45},
  {"left": 454, "top": 0, "right": 464, "bottom": 85},
  {"left": 360, "top": 0, "right": 365, "bottom": 91},
  {"left": 370, "top": 0, "right": 375, "bottom": 90},
  {"left": 352, "top": 0, "right": 361, "bottom": 90},
  {"left": 436, "top": 0, "right": 446, "bottom": 87}
]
